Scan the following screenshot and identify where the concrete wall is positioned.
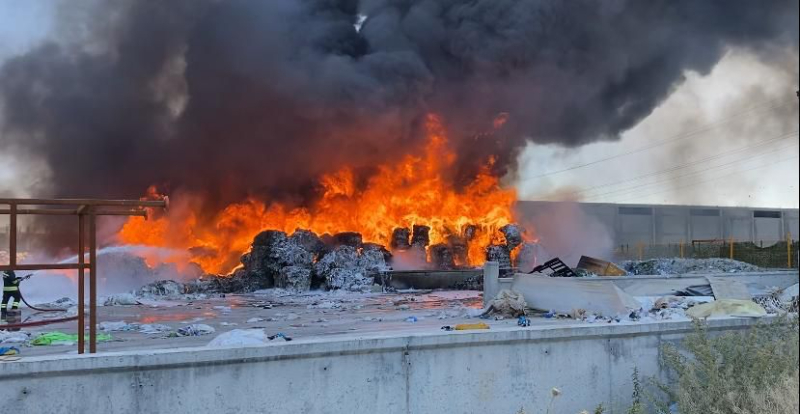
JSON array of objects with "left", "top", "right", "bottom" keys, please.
[
  {"left": 2, "top": 318, "right": 768, "bottom": 414},
  {"left": 494, "top": 271, "right": 800, "bottom": 298},
  {"left": 517, "top": 201, "right": 800, "bottom": 246}
]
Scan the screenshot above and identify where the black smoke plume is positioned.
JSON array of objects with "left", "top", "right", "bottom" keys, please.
[{"left": 1, "top": 0, "right": 798, "bottom": 213}]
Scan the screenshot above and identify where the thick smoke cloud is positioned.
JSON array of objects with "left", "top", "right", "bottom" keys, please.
[{"left": 1, "top": 0, "right": 798, "bottom": 212}]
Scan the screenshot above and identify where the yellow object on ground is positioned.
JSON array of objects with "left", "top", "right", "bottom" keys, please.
[
  {"left": 454, "top": 323, "right": 490, "bottom": 331},
  {"left": 576, "top": 256, "right": 627, "bottom": 276},
  {"left": 686, "top": 299, "right": 767, "bottom": 319}
]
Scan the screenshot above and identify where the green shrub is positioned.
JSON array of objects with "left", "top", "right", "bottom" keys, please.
[{"left": 660, "top": 317, "right": 799, "bottom": 414}]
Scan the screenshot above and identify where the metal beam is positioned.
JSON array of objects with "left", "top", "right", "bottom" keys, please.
[
  {"left": 0, "top": 209, "right": 148, "bottom": 217},
  {"left": 9, "top": 204, "right": 16, "bottom": 268},
  {"left": 89, "top": 212, "right": 97, "bottom": 354},
  {"left": 78, "top": 214, "right": 86, "bottom": 354},
  {"left": 0, "top": 198, "right": 168, "bottom": 208},
  {"left": 0, "top": 263, "right": 89, "bottom": 271}
]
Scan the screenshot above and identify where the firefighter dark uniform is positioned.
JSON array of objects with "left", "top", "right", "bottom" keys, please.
[{"left": 2, "top": 270, "right": 23, "bottom": 322}]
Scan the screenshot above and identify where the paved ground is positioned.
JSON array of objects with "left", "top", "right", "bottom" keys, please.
[{"left": 5, "top": 290, "right": 576, "bottom": 358}]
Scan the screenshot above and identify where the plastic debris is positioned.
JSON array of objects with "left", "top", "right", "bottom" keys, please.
[
  {"left": 31, "top": 297, "right": 76, "bottom": 310},
  {"left": 0, "top": 347, "right": 20, "bottom": 356},
  {"left": 99, "top": 321, "right": 135, "bottom": 332},
  {"left": 485, "top": 289, "right": 527, "bottom": 318},
  {"left": 207, "top": 329, "right": 268, "bottom": 347},
  {"left": 0, "top": 331, "right": 29, "bottom": 344},
  {"left": 177, "top": 324, "right": 216, "bottom": 337},
  {"left": 686, "top": 299, "right": 767, "bottom": 319},
  {"left": 103, "top": 293, "right": 139, "bottom": 306},
  {"left": 267, "top": 333, "right": 292, "bottom": 341},
  {"left": 454, "top": 323, "right": 490, "bottom": 331},
  {"left": 138, "top": 324, "right": 172, "bottom": 334},
  {"left": 246, "top": 317, "right": 265, "bottom": 324},
  {"left": 576, "top": 256, "right": 627, "bottom": 276},
  {"left": 31, "top": 332, "right": 113, "bottom": 346},
  {"left": 517, "top": 316, "right": 531, "bottom": 327},
  {"left": 405, "top": 316, "right": 418, "bottom": 323}
]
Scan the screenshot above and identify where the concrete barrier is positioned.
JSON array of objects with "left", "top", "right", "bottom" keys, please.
[
  {"left": 1, "top": 318, "right": 767, "bottom": 414},
  {"left": 493, "top": 270, "right": 799, "bottom": 298}
]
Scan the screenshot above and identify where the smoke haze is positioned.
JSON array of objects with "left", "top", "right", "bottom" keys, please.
[{"left": 1, "top": 0, "right": 798, "bottom": 212}]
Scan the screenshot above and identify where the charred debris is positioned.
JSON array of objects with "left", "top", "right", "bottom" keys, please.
[{"left": 187, "top": 224, "right": 534, "bottom": 294}]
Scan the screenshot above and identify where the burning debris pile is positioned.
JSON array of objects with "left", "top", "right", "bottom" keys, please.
[{"left": 204, "top": 223, "right": 536, "bottom": 293}]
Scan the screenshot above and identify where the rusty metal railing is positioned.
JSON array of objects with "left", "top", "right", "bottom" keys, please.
[{"left": 0, "top": 198, "right": 167, "bottom": 353}]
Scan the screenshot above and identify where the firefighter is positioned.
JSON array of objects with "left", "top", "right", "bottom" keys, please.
[{"left": 1, "top": 270, "right": 24, "bottom": 323}]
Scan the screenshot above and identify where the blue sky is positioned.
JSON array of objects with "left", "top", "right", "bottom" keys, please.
[{"left": 0, "top": 1, "right": 56, "bottom": 62}]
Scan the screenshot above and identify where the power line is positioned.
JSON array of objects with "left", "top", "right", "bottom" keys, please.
[
  {"left": 548, "top": 130, "right": 799, "bottom": 199},
  {"left": 621, "top": 154, "right": 800, "bottom": 203},
  {"left": 518, "top": 97, "right": 795, "bottom": 181},
  {"left": 584, "top": 139, "right": 799, "bottom": 201}
]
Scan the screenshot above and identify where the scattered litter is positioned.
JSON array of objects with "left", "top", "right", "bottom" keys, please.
[
  {"left": 576, "top": 256, "right": 627, "bottom": 276},
  {"left": 31, "top": 332, "right": 113, "bottom": 346},
  {"left": 0, "top": 331, "right": 29, "bottom": 344},
  {"left": 485, "top": 289, "right": 527, "bottom": 318},
  {"left": 99, "top": 321, "right": 136, "bottom": 332},
  {"left": 0, "top": 347, "right": 20, "bottom": 356},
  {"left": 686, "top": 299, "right": 767, "bottom": 319},
  {"left": 307, "top": 301, "right": 340, "bottom": 310},
  {"left": 138, "top": 324, "right": 172, "bottom": 334},
  {"left": 649, "top": 296, "right": 713, "bottom": 311},
  {"left": 531, "top": 257, "right": 578, "bottom": 277},
  {"left": 517, "top": 316, "right": 531, "bottom": 327},
  {"left": 405, "top": 316, "right": 418, "bottom": 323},
  {"left": 177, "top": 324, "right": 216, "bottom": 337},
  {"left": 777, "top": 283, "right": 799, "bottom": 313},
  {"left": 103, "top": 293, "right": 139, "bottom": 306},
  {"left": 441, "top": 326, "right": 455, "bottom": 331},
  {"left": 207, "top": 329, "right": 267, "bottom": 347},
  {"left": 623, "top": 258, "right": 761, "bottom": 276},
  {"left": 32, "top": 297, "right": 76, "bottom": 310},
  {"left": 246, "top": 318, "right": 265, "bottom": 324},
  {"left": 213, "top": 306, "right": 232, "bottom": 312},
  {"left": 571, "top": 308, "right": 588, "bottom": 320},
  {"left": 629, "top": 310, "right": 642, "bottom": 321},
  {"left": 455, "top": 323, "right": 490, "bottom": 331},
  {"left": 676, "top": 285, "right": 714, "bottom": 297},
  {"left": 268, "top": 333, "right": 292, "bottom": 341},
  {"left": 779, "top": 283, "right": 799, "bottom": 303},
  {"left": 752, "top": 284, "right": 798, "bottom": 314},
  {"left": 219, "top": 322, "right": 239, "bottom": 327}
]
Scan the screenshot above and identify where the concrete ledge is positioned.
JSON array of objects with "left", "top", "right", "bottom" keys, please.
[
  {"left": 496, "top": 270, "right": 799, "bottom": 297},
  {"left": 2, "top": 318, "right": 772, "bottom": 414}
]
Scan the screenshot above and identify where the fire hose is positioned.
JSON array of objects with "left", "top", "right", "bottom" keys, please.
[{"left": 1, "top": 278, "right": 78, "bottom": 330}]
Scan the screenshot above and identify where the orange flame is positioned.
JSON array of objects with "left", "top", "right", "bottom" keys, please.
[{"left": 119, "top": 115, "right": 522, "bottom": 274}]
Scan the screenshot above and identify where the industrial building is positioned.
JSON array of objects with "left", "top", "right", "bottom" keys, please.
[{"left": 517, "top": 201, "right": 799, "bottom": 246}]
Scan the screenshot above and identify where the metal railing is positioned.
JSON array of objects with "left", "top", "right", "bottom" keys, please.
[{"left": 1, "top": 198, "right": 167, "bottom": 353}]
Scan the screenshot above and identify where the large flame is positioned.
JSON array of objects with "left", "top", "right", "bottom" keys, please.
[{"left": 120, "top": 115, "right": 521, "bottom": 274}]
